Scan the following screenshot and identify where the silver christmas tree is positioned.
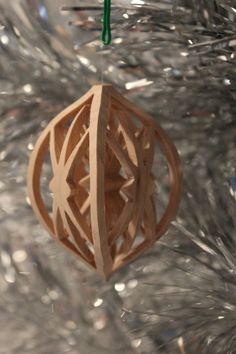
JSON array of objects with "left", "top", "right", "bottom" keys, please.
[{"left": 0, "top": 1, "right": 236, "bottom": 353}]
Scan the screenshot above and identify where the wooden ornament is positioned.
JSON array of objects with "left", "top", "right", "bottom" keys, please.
[{"left": 27, "top": 84, "right": 182, "bottom": 279}]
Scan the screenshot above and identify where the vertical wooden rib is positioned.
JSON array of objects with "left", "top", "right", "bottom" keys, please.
[{"left": 89, "top": 85, "right": 113, "bottom": 279}]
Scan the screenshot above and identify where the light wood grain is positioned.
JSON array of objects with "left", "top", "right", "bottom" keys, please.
[{"left": 27, "top": 84, "right": 182, "bottom": 279}]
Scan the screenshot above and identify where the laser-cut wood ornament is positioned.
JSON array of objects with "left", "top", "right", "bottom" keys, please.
[{"left": 27, "top": 84, "right": 182, "bottom": 279}]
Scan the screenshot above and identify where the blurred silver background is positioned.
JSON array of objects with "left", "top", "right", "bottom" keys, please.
[{"left": 1, "top": 1, "right": 236, "bottom": 353}]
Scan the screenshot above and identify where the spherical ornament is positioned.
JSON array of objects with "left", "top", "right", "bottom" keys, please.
[{"left": 27, "top": 84, "right": 182, "bottom": 279}]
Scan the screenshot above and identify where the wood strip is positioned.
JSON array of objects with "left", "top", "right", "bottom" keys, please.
[
  {"left": 106, "top": 131, "right": 137, "bottom": 178},
  {"left": 27, "top": 131, "right": 54, "bottom": 236},
  {"left": 89, "top": 85, "right": 113, "bottom": 279},
  {"left": 64, "top": 212, "right": 94, "bottom": 263}
]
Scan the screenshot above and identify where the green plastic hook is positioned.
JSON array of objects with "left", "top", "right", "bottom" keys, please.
[{"left": 101, "top": 0, "right": 112, "bottom": 45}]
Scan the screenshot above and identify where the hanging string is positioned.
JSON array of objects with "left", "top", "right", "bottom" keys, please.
[{"left": 101, "top": 0, "right": 112, "bottom": 45}]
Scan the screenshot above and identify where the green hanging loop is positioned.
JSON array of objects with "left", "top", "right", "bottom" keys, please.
[{"left": 101, "top": 0, "right": 112, "bottom": 45}]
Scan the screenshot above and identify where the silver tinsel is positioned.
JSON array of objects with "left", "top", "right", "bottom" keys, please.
[{"left": 0, "top": 1, "right": 236, "bottom": 353}]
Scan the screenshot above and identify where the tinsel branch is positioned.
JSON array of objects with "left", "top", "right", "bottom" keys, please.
[{"left": 0, "top": 1, "right": 236, "bottom": 353}]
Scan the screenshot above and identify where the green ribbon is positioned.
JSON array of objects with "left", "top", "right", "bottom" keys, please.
[{"left": 101, "top": 0, "right": 112, "bottom": 45}]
